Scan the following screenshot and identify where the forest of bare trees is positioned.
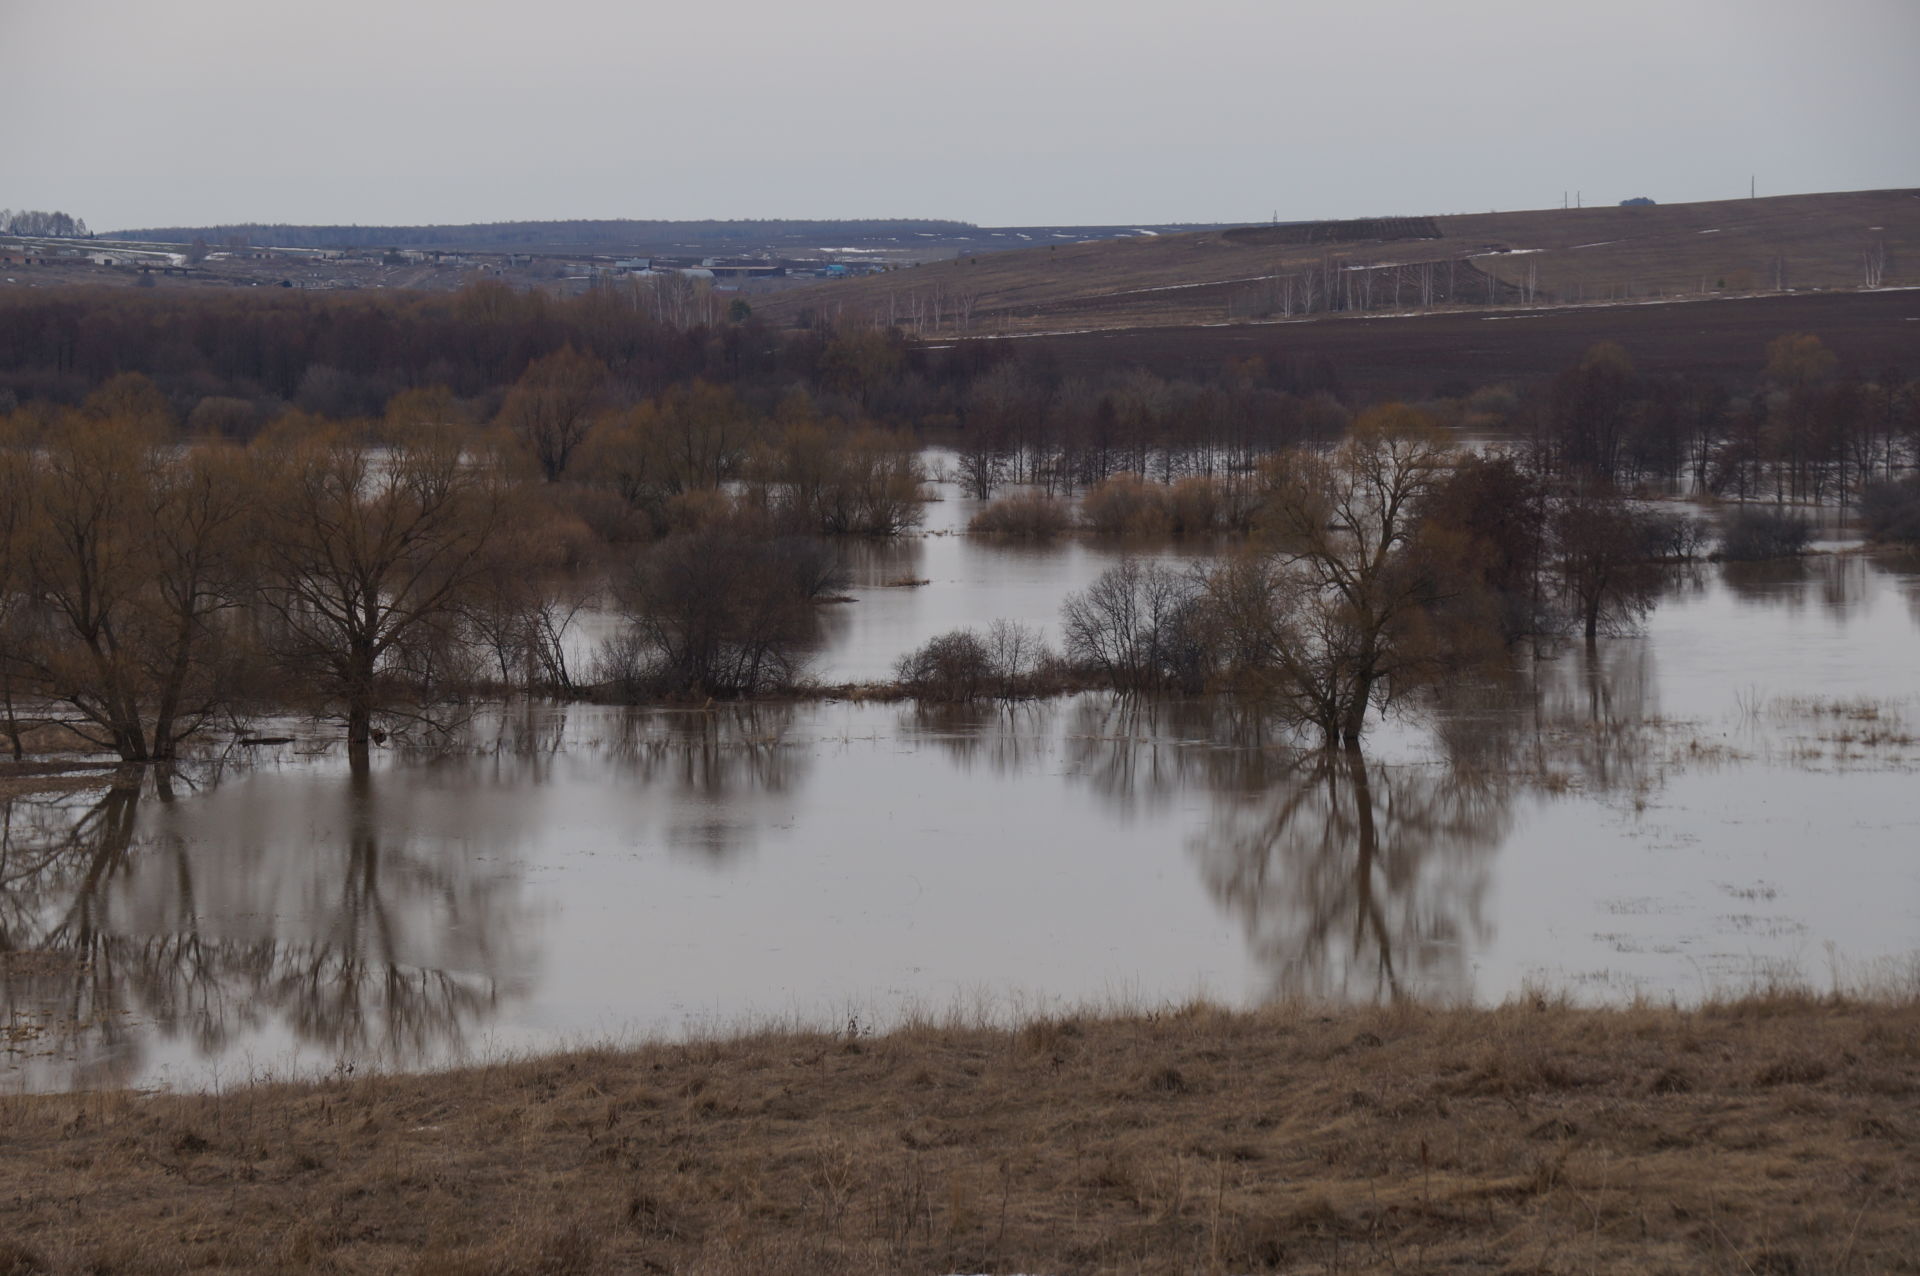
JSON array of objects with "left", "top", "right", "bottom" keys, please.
[
  {"left": 0, "top": 370, "right": 930, "bottom": 766},
  {"left": 0, "top": 209, "right": 90, "bottom": 238},
  {"left": 2, "top": 284, "right": 1912, "bottom": 511},
  {"left": 4, "top": 280, "right": 1917, "bottom": 771}
]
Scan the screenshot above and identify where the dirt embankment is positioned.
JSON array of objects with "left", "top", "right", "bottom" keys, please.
[{"left": 3, "top": 993, "right": 1915, "bottom": 1274}]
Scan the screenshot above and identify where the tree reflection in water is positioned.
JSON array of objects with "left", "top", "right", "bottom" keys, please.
[
  {"left": 896, "top": 701, "right": 1055, "bottom": 778},
  {"left": 1195, "top": 746, "right": 1507, "bottom": 1003},
  {"left": 0, "top": 643, "right": 1689, "bottom": 1086},
  {"left": 1, "top": 760, "right": 529, "bottom": 1090},
  {"left": 605, "top": 704, "right": 807, "bottom": 863},
  {"left": 1047, "top": 634, "right": 1670, "bottom": 1005}
]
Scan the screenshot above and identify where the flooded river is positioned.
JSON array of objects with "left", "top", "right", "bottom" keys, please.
[{"left": 4, "top": 482, "right": 1918, "bottom": 1092}]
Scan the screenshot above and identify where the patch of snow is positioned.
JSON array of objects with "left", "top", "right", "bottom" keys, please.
[
  {"left": 1469, "top": 247, "right": 1543, "bottom": 257},
  {"left": 1569, "top": 240, "right": 1620, "bottom": 249},
  {"left": 1110, "top": 271, "right": 1282, "bottom": 296},
  {"left": 1698, "top": 228, "right": 1721, "bottom": 234},
  {"left": 1131, "top": 229, "right": 1159, "bottom": 236}
]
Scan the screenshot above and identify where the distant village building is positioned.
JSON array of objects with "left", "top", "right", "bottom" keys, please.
[{"left": 697, "top": 257, "right": 786, "bottom": 279}]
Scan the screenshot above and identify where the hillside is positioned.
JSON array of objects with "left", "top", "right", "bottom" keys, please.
[
  {"left": 751, "top": 188, "right": 1920, "bottom": 335},
  {"left": 97, "top": 218, "right": 1235, "bottom": 263}
]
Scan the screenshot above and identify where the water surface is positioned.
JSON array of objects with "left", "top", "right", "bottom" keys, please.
[{"left": 3, "top": 529, "right": 1917, "bottom": 1093}]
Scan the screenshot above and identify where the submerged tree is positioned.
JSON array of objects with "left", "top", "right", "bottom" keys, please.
[
  {"left": 603, "top": 515, "right": 844, "bottom": 698},
  {"left": 6, "top": 415, "right": 251, "bottom": 764},
  {"left": 1550, "top": 487, "right": 1670, "bottom": 641},
  {"left": 496, "top": 346, "right": 608, "bottom": 482},
  {"left": 1061, "top": 558, "right": 1213, "bottom": 692},
  {"left": 1207, "top": 407, "right": 1459, "bottom": 746},
  {"left": 253, "top": 423, "right": 509, "bottom": 758}
]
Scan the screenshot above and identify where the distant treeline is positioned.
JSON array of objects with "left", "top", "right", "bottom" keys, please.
[
  {"left": 0, "top": 209, "right": 91, "bottom": 238},
  {"left": 0, "top": 283, "right": 1913, "bottom": 507},
  {"left": 0, "top": 282, "right": 1354, "bottom": 473},
  {"left": 102, "top": 218, "right": 979, "bottom": 251}
]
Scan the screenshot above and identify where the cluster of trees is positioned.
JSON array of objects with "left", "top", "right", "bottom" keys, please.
[
  {"left": 1, "top": 209, "right": 90, "bottom": 238},
  {"left": 0, "top": 405, "right": 528, "bottom": 767},
  {"left": 7, "top": 287, "right": 1912, "bottom": 523},
  {"left": 901, "top": 408, "right": 1705, "bottom": 745},
  {"left": 0, "top": 371, "right": 938, "bottom": 766},
  {"left": 0, "top": 284, "right": 1349, "bottom": 485},
  {"left": 489, "top": 349, "right": 929, "bottom": 537},
  {"left": 1518, "top": 337, "right": 1918, "bottom": 501}
]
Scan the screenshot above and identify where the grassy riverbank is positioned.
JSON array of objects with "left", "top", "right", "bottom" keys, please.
[{"left": 4, "top": 992, "right": 1917, "bottom": 1275}]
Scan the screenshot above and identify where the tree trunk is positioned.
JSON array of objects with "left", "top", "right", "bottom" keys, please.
[{"left": 1340, "top": 672, "right": 1373, "bottom": 747}]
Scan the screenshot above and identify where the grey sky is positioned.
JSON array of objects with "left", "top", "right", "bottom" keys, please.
[{"left": 4, "top": 0, "right": 1915, "bottom": 231}]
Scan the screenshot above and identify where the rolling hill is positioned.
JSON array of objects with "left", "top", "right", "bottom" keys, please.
[{"left": 751, "top": 188, "right": 1919, "bottom": 336}]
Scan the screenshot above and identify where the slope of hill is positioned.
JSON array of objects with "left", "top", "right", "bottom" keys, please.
[
  {"left": 99, "top": 218, "right": 1236, "bottom": 262},
  {"left": 101, "top": 218, "right": 978, "bottom": 253},
  {"left": 751, "top": 189, "right": 1919, "bottom": 334}
]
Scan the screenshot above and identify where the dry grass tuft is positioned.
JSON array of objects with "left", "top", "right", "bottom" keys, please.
[{"left": 2, "top": 995, "right": 1917, "bottom": 1273}]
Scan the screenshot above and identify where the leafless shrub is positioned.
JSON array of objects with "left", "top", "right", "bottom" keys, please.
[
  {"left": 599, "top": 517, "right": 845, "bottom": 699},
  {"left": 1717, "top": 506, "right": 1812, "bottom": 561},
  {"left": 1079, "top": 473, "right": 1172, "bottom": 537},
  {"left": 1860, "top": 475, "right": 1920, "bottom": 544},
  {"left": 895, "top": 620, "right": 1058, "bottom": 701},
  {"left": 1167, "top": 476, "right": 1261, "bottom": 535},
  {"left": 968, "top": 494, "right": 1071, "bottom": 539},
  {"left": 1061, "top": 559, "right": 1214, "bottom": 692}
]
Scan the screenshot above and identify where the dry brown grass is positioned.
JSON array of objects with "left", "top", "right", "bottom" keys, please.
[
  {"left": 3, "top": 994, "right": 1916, "bottom": 1274},
  {"left": 968, "top": 494, "right": 1074, "bottom": 539},
  {"left": 755, "top": 188, "right": 1919, "bottom": 337}
]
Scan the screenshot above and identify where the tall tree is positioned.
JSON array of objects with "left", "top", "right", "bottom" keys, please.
[
  {"left": 10, "top": 417, "right": 249, "bottom": 763},
  {"left": 496, "top": 347, "right": 608, "bottom": 482},
  {"left": 1211, "top": 407, "right": 1456, "bottom": 746},
  {"left": 1551, "top": 488, "right": 1667, "bottom": 642},
  {"left": 254, "top": 423, "right": 508, "bottom": 758}
]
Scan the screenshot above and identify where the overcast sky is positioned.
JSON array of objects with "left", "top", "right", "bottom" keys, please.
[{"left": 4, "top": 0, "right": 1915, "bottom": 231}]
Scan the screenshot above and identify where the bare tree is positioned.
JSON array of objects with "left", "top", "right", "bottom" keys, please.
[
  {"left": 1863, "top": 240, "right": 1888, "bottom": 289},
  {"left": 1061, "top": 558, "right": 1212, "bottom": 692},
  {"left": 1207, "top": 408, "right": 1456, "bottom": 745},
  {"left": 9, "top": 416, "right": 251, "bottom": 764},
  {"left": 253, "top": 423, "right": 509, "bottom": 759},
  {"left": 495, "top": 346, "right": 608, "bottom": 482},
  {"left": 1551, "top": 488, "right": 1667, "bottom": 642}
]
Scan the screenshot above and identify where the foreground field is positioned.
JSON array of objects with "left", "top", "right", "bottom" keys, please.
[{"left": 3, "top": 993, "right": 1916, "bottom": 1274}]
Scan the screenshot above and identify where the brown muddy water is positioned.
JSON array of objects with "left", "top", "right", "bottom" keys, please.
[{"left": 3, "top": 482, "right": 1918, "bottom": 1092}]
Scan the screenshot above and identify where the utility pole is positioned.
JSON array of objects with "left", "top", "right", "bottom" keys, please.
[{"left": 1750, "top": 175, "right": 1756, "bottom": 200}]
